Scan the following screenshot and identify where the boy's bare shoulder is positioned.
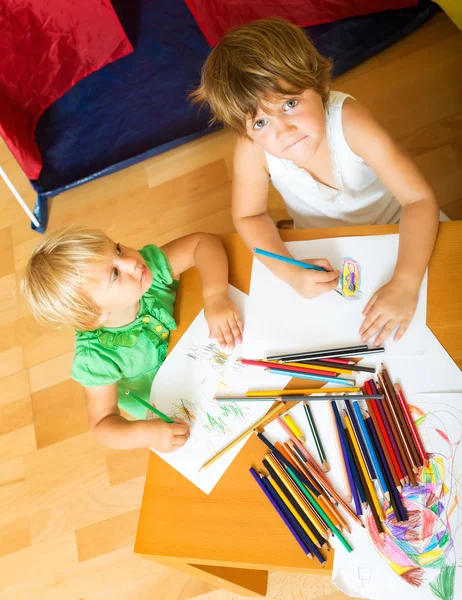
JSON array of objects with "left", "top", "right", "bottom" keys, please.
[
  {"left": 342, "top": 97, "right": 387, "bottom": 156},
  {"left": 233, "top": 135, "right": 269, "bottom": 177}
]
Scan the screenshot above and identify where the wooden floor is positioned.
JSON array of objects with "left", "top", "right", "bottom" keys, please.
[{"left": 0, "top": 13, "right": 461, "bottom": 600}]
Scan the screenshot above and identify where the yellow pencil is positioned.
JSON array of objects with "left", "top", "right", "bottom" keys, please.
[
  {"left": 267, "top": 475, "right": 322, "bottom": 548},
  {"left": 246, "top": 387, "right": 361, "bottom": 397},
  {"left": 344, "top": 414, "right": 384, "bottom": 520},
  {"left": 283, "top": 414, "right": 305, "bottom": 442},
  {"left": 284, "top": 361, "right": 353, "bottom": 375},
  {"left": 265, "top": 454, "right": 330, "bottom": 540},
  {"left": 199, "top": 402, "right": 284, "bottom": 471}
]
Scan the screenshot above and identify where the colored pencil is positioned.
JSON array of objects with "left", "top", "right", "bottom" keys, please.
[
  {"left": 301, "top": 359, "right": 376, "bottom": 374},
  {"left": 344, "top": 400, "right": 377, "bottom": 481},
  {"left": 249, "top": 468, "right": 312, "bottom": 557},
  {"left": 329, "top": 402, "right": 352, "bottom": 503},
  {"left": 323, "top": 358, "right": 355, "bottom": 364},
  {"left": 369, "top": 379, "right": 407, "bottom": 485},
  {"left": 395, "top": 384, "right": 427, "bottom": 465},
  {"left": 378, "top": 372, "right": 417, "bottom": 486},
  {"left": 281, "top": 442, "right": 349, "bottom": 533},
  {"left": 344, "top": 413, "right": 384, "bottom": 522},
  {"left": 264, "top": 456, "right": 329, "bottom": 541},
  {"left": 263, "top": 476, "right": 327, "bottom": 565},
  {"left": 255, "top": 432, "right": 321, "bottom": 498},
  {"left": 200, "top": 402, "right": 284, "bottom": 470},
  {"left": 331, "top": 401, "right": 362, "bottom": 514},
  {"left": 343, "top": 426, "right": 367, "bottom": 508},
  {"left": 365, "top": 417, "right": 408, "bottom": 523},
  {"left": 352, "top": 402, "right": 389, "bottom": 500},
  {"left": 240, "top": 358, "right": 339, "bottom": 378},
  {"left": 364, "top": 401, "right": 401, "bottom": 491},
  {"left": 125, "top": 390, "right": 174, "bottom": 423},
  {"left": 253, "top": 247, "right": 328, "bottom": 272},
  {"left": 284, "top": 361, "right": 352, "bottom": 375},
  {"left": 381, "top": 368, "right": 422, "bottom": 470},
  {"left": 283, "top": 414, "right": 306, "bottom": 442},
  {"left": 267, "top": 367, "right": 355, "bottom": 387},
  {"left": 303, "top": 401, "right": 329, "bottom": 472},
  {"left": 266, "top": 345, "right": 383, "bottom": 362},
  {"left": 213, "top": 395, "right": 303, "bottom": 402},
  {"left": 246, "top": 387, "right": 361, "bottom": 397}
]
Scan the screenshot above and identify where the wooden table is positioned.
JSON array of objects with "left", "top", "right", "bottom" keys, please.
[{"left": 135, "top": 222, "right": 462, "bottom": 597}]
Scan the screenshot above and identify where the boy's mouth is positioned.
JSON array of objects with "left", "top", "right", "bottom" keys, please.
[{"left": 285, "top": 135, "right": 307, "bottom": 150}]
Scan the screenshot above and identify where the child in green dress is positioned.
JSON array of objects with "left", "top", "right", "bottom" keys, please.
[{"left": 22, "top": 226, "right": 243, "bottom": 453}]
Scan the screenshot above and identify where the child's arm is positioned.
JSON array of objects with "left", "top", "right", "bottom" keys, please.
[
  {"left": 161, "top": 233, "right": 243, "bottom": 349},
  {"left": 343, "top": 99, "right": 439, "bottom": 345},
  {"left": 232, "top": 136, "right": 339, "bottom": 297},
  {"left": 84, "top": 384, "right": 190, "bottom": 451}
]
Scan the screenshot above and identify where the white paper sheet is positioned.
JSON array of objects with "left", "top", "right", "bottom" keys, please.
[
  {"left": 150, "top": 285, "right": 291, "bottom": 494},
  {"left": 243, "top": 235, "right": 428, "bottom": 360},
  {"left": 331, "top": 331, "right": 462, "bottom": 600}
]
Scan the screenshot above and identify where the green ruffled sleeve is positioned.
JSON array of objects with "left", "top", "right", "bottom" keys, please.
[
  {"left": 139, "top": 244, "right": 178, "bottom": 316},
  {"left": 71, "top": 346, "right": 121, "bottom": 388}
]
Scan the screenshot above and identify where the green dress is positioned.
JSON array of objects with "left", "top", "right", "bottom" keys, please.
[{"left": 71, "top": 245, "right": 178, "bottom": 419}]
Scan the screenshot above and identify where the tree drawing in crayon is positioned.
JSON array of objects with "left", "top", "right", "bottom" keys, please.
[
  {"left": 364, "top": 402, "right": 461, "bottom": 600},
  {"left": 185, "top": 342, "right": 245, "bottom": 373}
]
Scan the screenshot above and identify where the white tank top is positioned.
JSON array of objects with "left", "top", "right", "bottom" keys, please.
[{"left": 264, "top": 91, "right": 402, "bottom": 228}]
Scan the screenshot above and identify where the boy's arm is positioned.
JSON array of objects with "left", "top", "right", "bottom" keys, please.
[
  {"left": 161, "top": 233, "right": 243, "bottom": 348},
  {"left": 343, "top": 99, "right": 439, "bottom": 344},
  {"left": 84, "top": 384, "right": 189, "bottom": 451},
  {"left": 232, "top": 136, "right": 339, "bottom": 297}
]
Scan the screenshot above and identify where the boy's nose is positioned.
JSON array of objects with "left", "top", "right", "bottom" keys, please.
[
  {"left": 120, "top": 256, "right": 138, "bottom": 273},
  {"left": 276, "top": 119, "right": 296, "bottom": 140}
]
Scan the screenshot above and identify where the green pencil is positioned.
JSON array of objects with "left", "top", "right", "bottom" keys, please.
[
  {"left": 125, "top": 390, "right": 174, "bottom": 423},
  {"left": 303, "top": 401, "right": 330, "bottom": 472}
]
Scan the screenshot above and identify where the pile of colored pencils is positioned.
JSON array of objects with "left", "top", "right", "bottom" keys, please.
[
  {"left": 328, "top": 367, "right": 427, "bottom": 535},
  {"left": 238, "top": 344, "right": 381, "bottom": 387},
  {"left": 251, "top": 410, "right": 358, "bottom": 564},
  {"left": 249, "top": 365, "right": 427, "bottom": 556}
]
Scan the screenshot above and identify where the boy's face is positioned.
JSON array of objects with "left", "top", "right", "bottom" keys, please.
[
  {"left": 81, "top": 240, "right": 153, "bottom": 326},
  {"left": 245, "top": 89, "right": 326, "bottom": 163}
]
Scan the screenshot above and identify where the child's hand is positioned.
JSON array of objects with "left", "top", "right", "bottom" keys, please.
[
  {"left": 204, "top": 292, "right": 243, "bottom": 350},
  {"left": 359, "top": 278, "right": 419, "bottom": 346},
  {"left": 147, "top": 418, "right": 190, "bottom": 453},
  {"left": 288, "top": 258, "right": 340, "bottom": 298}
]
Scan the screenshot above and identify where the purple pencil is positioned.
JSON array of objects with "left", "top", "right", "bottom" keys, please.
[
  {"left": 331, "top": 401, "right": 362, "bottom": 516},
  {"left": 249, "top": 468, "right": 312, "bottom": 556}
]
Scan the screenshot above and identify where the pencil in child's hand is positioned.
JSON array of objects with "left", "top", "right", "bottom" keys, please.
[
  {"left": 125, "top": 390, "right": 174, "bottom": 423},
  {"left": 253, "top": 248, "right": 328, "bottom": 272}
]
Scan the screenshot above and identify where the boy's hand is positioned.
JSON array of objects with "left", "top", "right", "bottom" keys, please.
[
  {"left": 204, "top": 292, "right": 243, "bottom": 350},
  {"left": 147, "top": 418, "right": 190, "bottom": 453},
  {"left": 287, "top": 258, "right": 340, "bottom": 298},
  {"left": 360, "top": 278, "right": 419, "bottom": 346}
]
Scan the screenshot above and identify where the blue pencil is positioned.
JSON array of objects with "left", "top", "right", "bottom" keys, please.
[
  {"left": 254, "top": 248, "right": 327, "bottom": 272},
  {"left": 267, "top": 367, "right": 355, "bottom": 387},
  {"left": 249, "top": 468, "right": 312, "bottom": 557},
  {"left": 344, "top": 401, "right": 377, "bottom": 480},
  {"left": 331, "top": 401, "right": 362, "bottom": 517},
  {"left": 352, "top": 402, "right": 389, "bottom": 499}
]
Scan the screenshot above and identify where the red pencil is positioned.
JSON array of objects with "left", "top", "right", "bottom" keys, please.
[
  {"left": 239, "top": 358, "right": 338, "bottom": 378},
  {"left": 365, "top": 380, "right": 405, "bottom": 485},
  {"left": 395, "top": 384, "right": 427, "bottom": 466}
]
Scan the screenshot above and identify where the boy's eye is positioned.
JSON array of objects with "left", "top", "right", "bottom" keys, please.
[
  {"left": 253, "top": 118, "right": 268, "bottom": 130},
  {"left": 112, "top": 267, "right": 119, "bottom": 282},
  {"left": 115, "top": 242, "right": 122, "bottom": 255},
  {"left": 284, "top": 99, "right": 298, "bottom": 111}
]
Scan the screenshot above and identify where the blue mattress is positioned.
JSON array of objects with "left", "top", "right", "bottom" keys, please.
[{"left": 31, "top": 0, "right": 438, "bottom": 231}]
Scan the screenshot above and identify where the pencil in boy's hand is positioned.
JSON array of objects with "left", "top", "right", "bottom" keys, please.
[
  {"left": 253, "top": 248, "right": 328, "bottom": 272},
  {"left": 125, "top": 390, "right": 174, "bottom": 423}
]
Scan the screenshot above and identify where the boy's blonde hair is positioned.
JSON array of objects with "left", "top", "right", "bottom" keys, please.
[
  {"left": 21, "top": 225, "right": 112, "bottom": 331},
  {"left": 190, "top": 18, "right": 333, "bottom": 136}
]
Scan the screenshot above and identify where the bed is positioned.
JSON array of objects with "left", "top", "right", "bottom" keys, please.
[{"left": 25, "top": 0, "right": 439, "bottom": 231}]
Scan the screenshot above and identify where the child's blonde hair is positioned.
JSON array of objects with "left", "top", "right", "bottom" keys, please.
[
  {"left": 21, "top": 225, "right": 112, "bottom": 331},
  {"left": 190, "top": 17, "right": 333, "bottom": 136}
]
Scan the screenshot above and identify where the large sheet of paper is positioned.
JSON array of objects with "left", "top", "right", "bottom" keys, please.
[
  {"left": 243, "top": 235, "right": 428, "bottom": 360},
  {"left": 150, "top": 285, "right": 291, "bottom": 494}
]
